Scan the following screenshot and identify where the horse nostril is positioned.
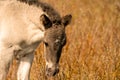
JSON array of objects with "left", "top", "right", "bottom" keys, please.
[
  {"left": 46, "top": 67, "right": 59, "bottom": 76},
  {"left": 53, "top": 68, "right": 59, "bottom": 76},
  {"left": 46, "top": 67, "right": 52, "bottom": 76},
  {"left": 48, "top": 68, "right": 52, "bottom": 72}
]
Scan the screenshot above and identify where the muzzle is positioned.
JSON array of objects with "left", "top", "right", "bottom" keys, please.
[{"left": 46, "top": 64, "right": 59, "bottom": 76}]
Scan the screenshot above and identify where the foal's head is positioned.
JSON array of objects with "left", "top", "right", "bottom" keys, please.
[{"left": 40, "top": 14, "right": 72, "bottom": 76}]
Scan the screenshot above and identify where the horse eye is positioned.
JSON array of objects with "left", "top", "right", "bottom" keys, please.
[{"left": 44, "top": 42, "right": 48, "bottom": 46}]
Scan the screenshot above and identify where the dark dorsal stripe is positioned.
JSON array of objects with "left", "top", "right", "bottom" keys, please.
[{"left": 17, "top": 0, "right": 61, "bottom": 25}]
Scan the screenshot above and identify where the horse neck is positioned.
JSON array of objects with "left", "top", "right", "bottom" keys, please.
[
  {"left": 5, "top": 0, "right": 46, "bottom": 31},
  {"left": 21, "top": 2, "right": 45, "bottom": 31}
]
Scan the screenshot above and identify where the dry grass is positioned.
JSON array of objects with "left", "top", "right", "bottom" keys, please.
[{"left": 7, "top": 0, "right": 120, "bottom": 80}]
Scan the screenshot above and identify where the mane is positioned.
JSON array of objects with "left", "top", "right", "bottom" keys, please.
[{"left": 17, "top": 0, "right": 61, "bottom": 24}]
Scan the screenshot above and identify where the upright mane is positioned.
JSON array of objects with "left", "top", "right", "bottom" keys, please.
[{"left": 18, "top": 0, "right": 61, "bottom": 24}]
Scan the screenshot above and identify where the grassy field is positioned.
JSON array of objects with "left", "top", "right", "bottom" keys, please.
[{"left": 7, "top": 0, "right": 120, "bottom": 80}]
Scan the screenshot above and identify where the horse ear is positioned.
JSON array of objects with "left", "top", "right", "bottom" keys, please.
[
  {"left": 40, "top": 14, "right": 52, "bottom": 29},
  {"left": 62, "top": 14, "right": 72, "bottom": 27}
]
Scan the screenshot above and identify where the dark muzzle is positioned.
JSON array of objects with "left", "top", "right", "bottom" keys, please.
[{"left": 46, "top": 65, "right": 59, "bottom": 76}]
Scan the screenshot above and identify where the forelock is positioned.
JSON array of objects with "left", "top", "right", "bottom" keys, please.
[{"left": 45, "top": 27, "right": 65, "bottom": 40}]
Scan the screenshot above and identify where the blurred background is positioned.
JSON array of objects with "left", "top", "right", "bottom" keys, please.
[{"left": 7, "top": 0, "right": 120, "bottom": 80}]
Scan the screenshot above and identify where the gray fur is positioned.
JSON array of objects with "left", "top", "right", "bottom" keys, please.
[{"left": 18, "top": 0, "right": 61, "bottom": 23}]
